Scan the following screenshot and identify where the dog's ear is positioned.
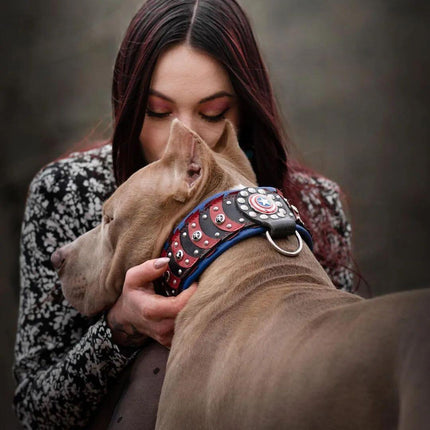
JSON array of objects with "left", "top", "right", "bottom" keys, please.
[
  {"left": 212, "top": 121, "right": 257, "bottom": 183},
  {"left": 162, "top": 119, "right": 210, "bottom": 202}
]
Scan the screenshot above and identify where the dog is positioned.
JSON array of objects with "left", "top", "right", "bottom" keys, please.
[{"left": 55, "top": 120, "right": 430, "bottom": 429}]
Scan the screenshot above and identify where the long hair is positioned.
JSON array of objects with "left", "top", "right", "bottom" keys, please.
[
  {"left": 111, "top": 0, "right": 354, "bottom": 289},
  {"left": 112, "top": 0, "right": 287, "bottom": 189}
]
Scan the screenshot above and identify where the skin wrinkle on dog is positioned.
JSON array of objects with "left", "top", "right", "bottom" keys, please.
[{"left": 56, "top": 119, "right": 430, "bottom": 429}]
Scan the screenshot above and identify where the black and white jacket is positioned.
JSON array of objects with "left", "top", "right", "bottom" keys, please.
[{"left": 13, "top": 144, "right": 353, "bottom": 429}]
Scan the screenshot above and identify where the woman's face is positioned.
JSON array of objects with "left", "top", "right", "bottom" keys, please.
[{"left": 140, "top": 44, "right": 240, "bottom": 162}]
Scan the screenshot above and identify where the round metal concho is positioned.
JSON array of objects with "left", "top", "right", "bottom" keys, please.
[
  {"left": 215, "top": 214, "right": 225, "bottom": 224},
  {"left": 192, "top": 230, "right": 202, "bottom": 241},
  {"left": 265, "top": 230, "right": 303, "bottom": 257},
  {"left": 248, "top": 193, "right": 278, "bottom": 215}
]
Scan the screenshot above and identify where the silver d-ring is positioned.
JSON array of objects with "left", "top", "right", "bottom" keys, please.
[{"left": 265, "top": 230, "right": 303, "bottom": 257}]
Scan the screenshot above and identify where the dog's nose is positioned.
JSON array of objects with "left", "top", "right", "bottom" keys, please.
[{"left": 51, "top": 249, "right": 65, "bottom": 271}]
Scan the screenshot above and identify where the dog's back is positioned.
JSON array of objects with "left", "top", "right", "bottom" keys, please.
[{"left": 158, "top": 237, "right": 430, "bottom": 429}]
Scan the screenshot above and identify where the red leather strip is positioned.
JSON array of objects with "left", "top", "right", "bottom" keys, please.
[
  {"left": 209, "top": 196, "right": 243, "bottom": 232},
  {"left": 187, "top": 211, "right": 220, "bottom": 249}
]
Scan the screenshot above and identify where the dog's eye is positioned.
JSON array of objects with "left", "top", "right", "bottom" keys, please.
[{"left": 103, "top": 214, "right": 113, "bottom": 225}]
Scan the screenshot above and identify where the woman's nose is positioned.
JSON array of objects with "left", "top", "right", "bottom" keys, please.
[{"left": 175, "top": 114, "right": 195, "bottom": 133}]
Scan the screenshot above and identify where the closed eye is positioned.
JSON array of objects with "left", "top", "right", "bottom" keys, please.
[
  {"left": 146, "top": 109, "right": 170, "bottom": 119},
  {"left": 199, "top": 108, "right": 229, "bottom": 123}
]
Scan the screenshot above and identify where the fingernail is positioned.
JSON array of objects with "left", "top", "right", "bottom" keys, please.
[{"left": 154, "top": 257, "right": 170, "bottom": 269}]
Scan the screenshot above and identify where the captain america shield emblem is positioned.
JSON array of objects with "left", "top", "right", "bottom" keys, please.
[{"left": 248, "top": 194, "right": 278, "bottom": 214}]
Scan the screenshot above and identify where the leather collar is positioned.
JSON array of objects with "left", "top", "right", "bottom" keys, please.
[{"left": 155, "top": 187, "right": 312, "bottom": 296}]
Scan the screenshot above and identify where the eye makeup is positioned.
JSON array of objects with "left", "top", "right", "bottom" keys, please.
[
  {"left": 199, "top": 108, "right": 230, "bottom": 123},
  {"left": 199, "top": 98, "right": 230, "bottom": 115},
  {"left": 145, "top": 90, "right": 235, "bottom": 123},
  {"left": 146, "top": 96, "right": 172, "bottom": 118}
]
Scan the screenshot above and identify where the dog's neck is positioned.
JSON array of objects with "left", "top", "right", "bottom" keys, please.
[
  {"left": 176, "top": 232, "right": 336, "bottom": 342},
  {"left": 156, "top": 187, "right": 313, "bottom": 297}
]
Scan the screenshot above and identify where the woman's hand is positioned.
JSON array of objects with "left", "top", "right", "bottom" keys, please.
[{"left": 106, "top": 257, "right": 197, "bottom": 349}]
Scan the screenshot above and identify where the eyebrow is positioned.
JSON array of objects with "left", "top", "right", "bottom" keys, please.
[{"left": 149, "top": 89, "right": 235, "bottom": 104}]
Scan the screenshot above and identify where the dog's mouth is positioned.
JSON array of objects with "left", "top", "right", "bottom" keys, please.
[{"left": 50, "top": 249, "right": 66, "bottom": 276}]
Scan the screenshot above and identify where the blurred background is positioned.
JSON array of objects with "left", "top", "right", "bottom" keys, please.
[{"left": 1, "top": 0, "right": 429, "bottom": 427}]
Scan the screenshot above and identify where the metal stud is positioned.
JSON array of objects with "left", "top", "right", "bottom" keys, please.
[
  {"left": 173, "top": 279, "right": 177, "bottom": 285},
  {"left": 191, "top": 222, "right": 196, "bottom": 228},
  {"left": 204, "top": 240, "right": 209, "bottom": 246},
  {"left": 175, "top": 250, "right": 184, "bottom": 260},
  {"left": 249, "top": 211, "right": 257, "bottom": 217},
  {"left": 202, "top": 214, "right": 208, "bottom": 219},
  {"left": 260, "top": 214, "right": 268, "bottom": 220},
  {"left": 258, "top": 188, "right": 266, "bottom": 194},
  {"left": 226, "top": 223, "right": 232, "bottom": 229},
  {"left": 240, "top": 205, "right": 249, "bottom": 211},
  {"left": 171, "top": 289, "right": 176, "bottom": 295},
  {"left": 194, "top": 250, "right": 199, "bottom": 256},
  {"left": 240, "top": 190, "right": 249, "bottom": 197},
  {"left": 215, "top": 232, "right": 220, "bottom": 238},
  {"left": 226, "top": 200, "right": 232, "bottom": 205},
  {"left": 174, "top": 241, "right": 178, "bottom": 247},
  {"left": 168, "top": 252, "right": 172, "bottom": 258},
  {"left": 237, "top": 197, "right": 246, "bottom": 204},
  {"left": 248, "top": 187, "right": 256, "bottom": 193},
  {"left": 182, "top": 232, "right": 187, "bottom": 237},
  {"left": 185, "top": 258, "right": 190, "bottom": 264},
  {"left": 276, "top": 201, "right": 282, "bottom": 207},
  {"left": 270, "top": 214, "right": 279, "bottom": 219},
  {"left": 239, "top": 218, "right": 245, "bottom": 223},
  {"left": 178, "top": 269, "right": 182, "bottom": 275},
  {"left": 213, "top": 206, "right": 219, "bottom": 211}
]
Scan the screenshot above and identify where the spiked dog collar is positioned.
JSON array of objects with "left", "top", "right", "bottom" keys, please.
[{"left": 155, "top": 187, "right": 313, "bottom": 297}]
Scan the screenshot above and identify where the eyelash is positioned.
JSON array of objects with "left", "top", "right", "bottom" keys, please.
[
  {"left": 146, "top": 108, "right": 229, "bottom": 123},
  {"left": 146, "top": 110, "right": 170, "bottom": 119}
]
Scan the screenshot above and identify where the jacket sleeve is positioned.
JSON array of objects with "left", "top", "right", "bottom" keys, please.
[
  {"left": 293, "top": 172, "right": 354, "bottom": 292},
  {"left": 13, "top": 162, "right": 136, "bottom": 429},
  {"left": 314, "top": 177, "right": 354, "bottom": 291}
]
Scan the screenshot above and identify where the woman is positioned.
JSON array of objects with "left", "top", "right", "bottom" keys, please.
[{"left": 13, "top": 0, "right": 353, "bottom": 428}]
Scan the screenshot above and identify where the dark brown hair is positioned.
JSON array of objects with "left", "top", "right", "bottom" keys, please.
[
  {"left": 111, "top": 0, "right": 354, "bottom": 289},
  {"left": 112, "top": 0, "right": 287, "bottom": 189}
]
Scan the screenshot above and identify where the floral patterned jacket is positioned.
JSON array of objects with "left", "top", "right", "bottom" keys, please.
[{"left": 13, "top": 144, "right": 353, "bottom": 429}]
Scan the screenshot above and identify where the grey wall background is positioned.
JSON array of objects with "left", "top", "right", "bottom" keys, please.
[{"left": 1, "top": 1, "right": 429, "bottom": 427}]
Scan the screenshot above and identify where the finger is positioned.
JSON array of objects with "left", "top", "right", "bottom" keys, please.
[
  {"left": 152, "top": 319, "right": 175, "bottom": 347},
  {"left": 176, "top": 283, "right": 198, "bottom": 309},
  {"left": 144, "top": 284, "right": 198, "bottom": 320},
  {"left": 124, "top": 257, "right": 170, "bottom": 289}
]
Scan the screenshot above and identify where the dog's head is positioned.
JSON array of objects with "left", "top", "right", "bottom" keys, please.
[{"left": 53, "top": 120, "right": 256, "bottom": 315}]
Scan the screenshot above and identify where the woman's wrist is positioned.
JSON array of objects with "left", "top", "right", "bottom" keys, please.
[{"left": 106, "top": 308, "right": 148, "bottom": 348}]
